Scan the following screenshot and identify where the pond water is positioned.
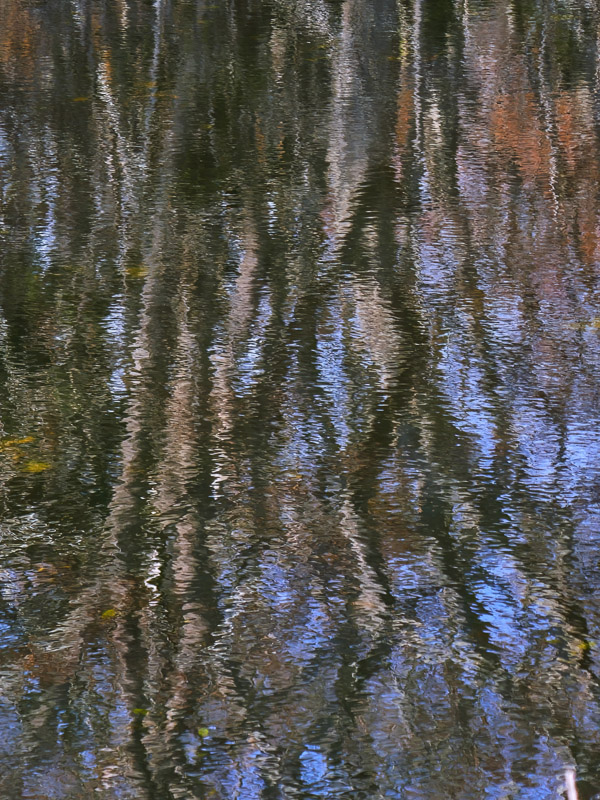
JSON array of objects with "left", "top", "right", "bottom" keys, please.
[{"left": 1, "top": 0, "right": 600, "bottom": 797}]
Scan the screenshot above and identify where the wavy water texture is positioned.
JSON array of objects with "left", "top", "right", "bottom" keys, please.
[{"left": 0, "top": 0, "right": 600, "bottom": 797}]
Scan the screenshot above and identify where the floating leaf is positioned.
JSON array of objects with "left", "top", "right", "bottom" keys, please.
[
  {"left": 101, "top": 608, "right": 118, "bottom": 619},
  {"left": 72, "top": 96, "right": 89, "bottom": 102},
  {"left": 133, "top": 708, "right": 148, "bottom": 716},
  {"left": 197, "top": 727, "right": 210, "bottom": 738},
  {"left": 125, "top": 266, "right": 148, "bottom": 279},
  {"left": 1, "top": 436, "right": 35, "bottom": 449},
  {"left": 23, "top": 461, "right": 51, "bottom": 473},
  {"left": 567, "top": 318, "right": 600, "bottom": 331}
]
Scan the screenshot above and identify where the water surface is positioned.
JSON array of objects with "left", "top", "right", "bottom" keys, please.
[{"left": 1, "top": 0, "right": 600, "bottom": 797}]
